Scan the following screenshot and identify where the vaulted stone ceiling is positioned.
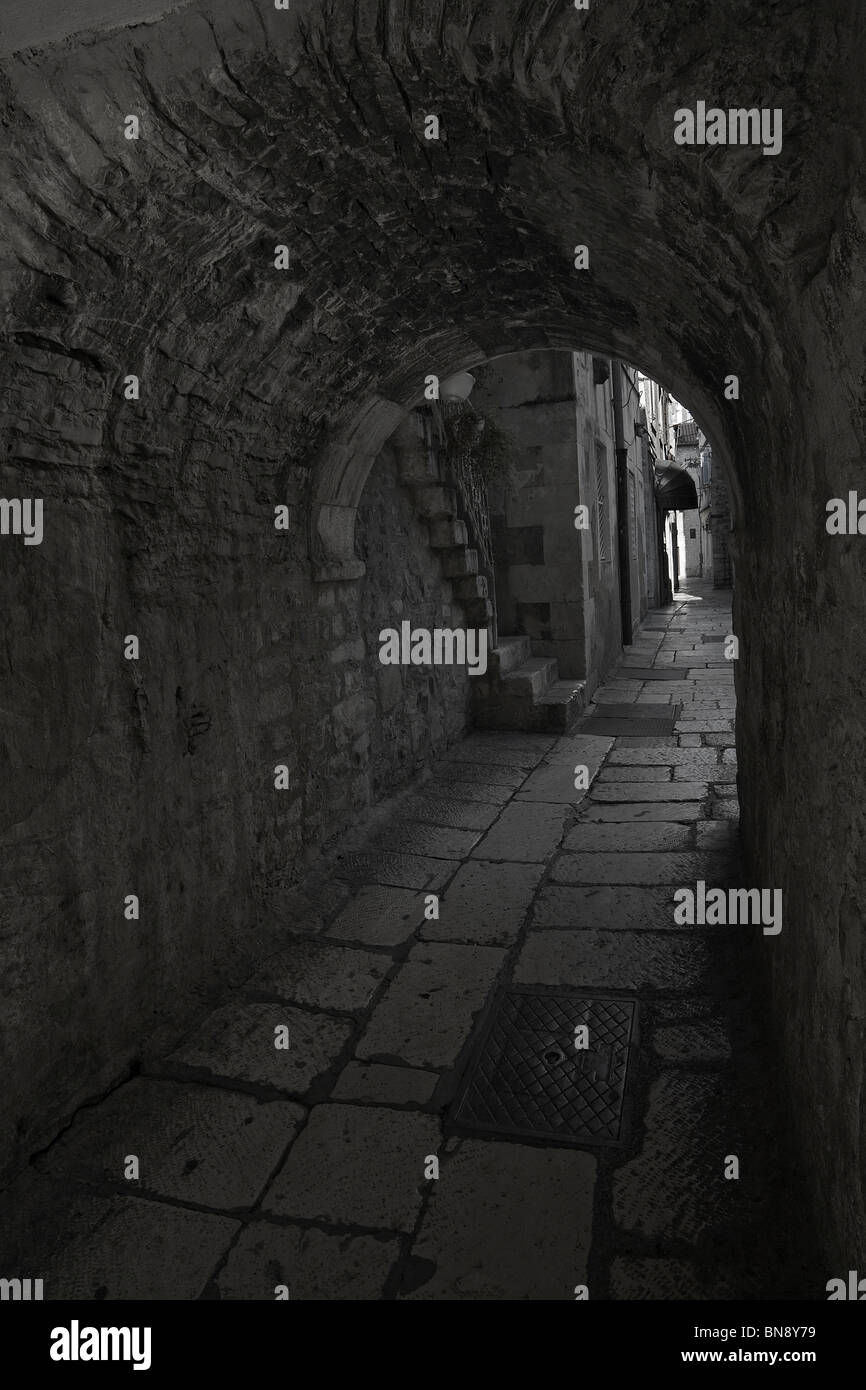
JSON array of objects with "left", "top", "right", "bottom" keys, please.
[{"left": 1, "top": 0, "right": 861, "bottom": 548}]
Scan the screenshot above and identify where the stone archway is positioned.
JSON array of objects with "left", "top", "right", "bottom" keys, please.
[{"left": 0, "top": 0, "right": 864, "bottom": 1264}]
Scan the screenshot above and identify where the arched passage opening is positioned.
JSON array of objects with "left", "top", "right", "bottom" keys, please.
[{"left": 0, "top": 0, "right": 863, "bottom": 1275}]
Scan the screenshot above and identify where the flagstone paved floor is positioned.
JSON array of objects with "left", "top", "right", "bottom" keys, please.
[{"left": 1, "top": 582, "right": 822, "bottom": 1300}]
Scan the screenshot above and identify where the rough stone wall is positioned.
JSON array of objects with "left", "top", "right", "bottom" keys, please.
[
  {"left": 0, "top": 396, "right": 466, "bottom": 1181},
  {"left": 358, "top": 444, "right": 472, "bottom": 800},
  {"left": 711, "top": 466, "right": 734, "bottom": 588}
]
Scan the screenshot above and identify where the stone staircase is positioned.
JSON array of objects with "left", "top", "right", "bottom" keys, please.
[
  {"left": 470, "top": 633, "right": 586, "bottom": 733},
  {"left": 392, "top": 412, "right": 586, "bottom": 734}
]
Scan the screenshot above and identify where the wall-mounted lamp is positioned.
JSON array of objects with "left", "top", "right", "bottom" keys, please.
[{"left": 440, "top": 371, "right": 476, "bottom": 402}]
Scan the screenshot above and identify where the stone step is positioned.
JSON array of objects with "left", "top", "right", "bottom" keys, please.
[
  {"left": 429, "top": 518, "right": 468, "bottom": 548},
  {"left": 472, "top": 650, "right": 586, "bottom": 733},
  {"left": 441, "top": 547, "right": 478, "bottom": 578},
  {"left": 398, "top": 450, "right": 439, "bottom": 486},
  {"left": 537, "top": 679, "right": 587, "bottom": 732},
  {"left": 462, "top": 596, "right": 494, "bottom": 625},
  {"left": 488, "top": 634, "right": 532, "bottom": 678},
  {"left": 454, "top": 574, "right": 488, "bottom": 601},
  {"left": 503, "top": 656, "right": 559, "bottom": 701},
  {"left": 415, "top": 484, "right": 457, "bottom": 520}
]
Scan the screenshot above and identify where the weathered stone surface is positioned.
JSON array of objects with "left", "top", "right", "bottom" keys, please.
[
  {"left": 332, "top": 851, "right": 457, "bottom": 889},
  {"left": 609, "top": 748, "right": 720, "bottom": 767},
  {"left": 262, "top": 1105, "right": 440, "bottom": 1231},
  {"left": 421, "top": 860, "right": 544, "bottom": 944},
  {"left": 551, "top": 852, "right": 732, "bottom": 886},
  {"left": 400, "top": 1140, "right": 596, "bottom": 1300},
  {"left": 330, "top": 1062, "right": 439, "bottom": 1106},
  {"left": 596, "top": 765, "right": 675, "bottom": 782},
  {"left": 514, "top": 930, "right": 718, "bottom": 991},
  {"left": 216, "top": 1220, "right": 400, "bottom": 1300},
  {"left": 590, "top": 782, "right": 708, "bottom": 802},
  {"left": 516, "top": 734, "right": 611, "bottom": 802},
  {"left": 470, "top": 802, "right": 568, "bottom": 861},
  {"left": 326, "top": 885, "right": 427, "bottom": 946},
  {"left": 167, "top": 1001, "right": 352, "bottom": 1095},
  {"left": 531, "top": 885, "right": 681, "bottom": 931},
  {"left": 652, "top": 1021, "right": 733, "bottom": 1062},
  {"left": 612, "top": 1073, "right": 742, "bottom": 1244},
  {"left": 562, "top": 822, "right": 693, "bottom": 853},
  {"left": 356, "top": 942, "right": 505, "bottom": 1069},
  {"left": 368, "top": 822, "right": 481, "bottom": 859},
  {"left": 578, "top": 802, "right": 706, "bottom": 822},
  {"left": 249, "top": 939, "right": 389, "bottom": 1012},
  {"left": 402, "top": 795, "right": 502, "bottom": 831},
  {"left": 32, "top": 1078, "right": 303, "bottom": 1210},
  {"left": 609, "top": 1257, "right": 737, "bottom": 1301},
  {"left": 47, "top": 1198, "right": 238, "bottom": 1301}
]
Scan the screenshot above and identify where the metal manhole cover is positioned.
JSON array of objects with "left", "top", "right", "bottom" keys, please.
[
  {"left": 447, "top": 988, "right": 638, "bottom": 1147},
  {"left": 583, "top": 702, "right": 680, "bottom": 736}
]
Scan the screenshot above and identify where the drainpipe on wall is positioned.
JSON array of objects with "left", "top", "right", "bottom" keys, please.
[{"left": 611, "top": 360, "right": 633, "bottom": 645}]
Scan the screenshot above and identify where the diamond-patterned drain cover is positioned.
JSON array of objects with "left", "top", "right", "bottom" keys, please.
[{"left": 447, "top": 988, "right": 638, "bottom": 1147}]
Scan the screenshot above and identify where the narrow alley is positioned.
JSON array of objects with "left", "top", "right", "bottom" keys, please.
[{"left": 1, "top": 582, "right": 818, "bottom": 1300}]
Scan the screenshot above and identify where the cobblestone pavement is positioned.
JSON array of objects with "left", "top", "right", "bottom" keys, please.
[{"left": 2, "top": 582, "right": 820, "bottom": 1299}]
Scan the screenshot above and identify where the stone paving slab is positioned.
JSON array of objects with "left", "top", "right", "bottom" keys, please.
[
  {"left": 403, "top": 795, "right": 502, "bottom": 831},
  {"left": 215, "top": 1220, "right": 400, "bottom": 1300},
  {"left": 514, "top": 737, "right": 613, "bottom": 802},
  {"left": 611, "top": 1072, "right": 752, "bottom": 1246},
  {"left": 609, "top": 747, "right": 721, "bottom": 766},
  {"left": 562, "top": 822, "right": 694, "bottom": 853},
  {"left": 249, "top": 939, "right": 389, "bottom": 1012},
  {"left": 47, "top": 1197, "right": 239, "bottom": 1300},
  {"left": 167, "top": 1000, "right": 352, "bottom": 1096},
  {"left": 330, "top": 1062, "right": 439, "bottom": 1106},
  {"left": 514, "top": 929, "right": 721, "bottom": 991},
  {"left": 469, "top": 802, "right": 568, "bottom": 861},
  {"left": 695, "top": 821, "right": 741, "bottom": 851},
  {"left": 609, "top": 1256, "right": 738, "bottom": 1300},
  {"left": 261, "top": 1105, "right": 441, "bottom": 1232},
  {"left": 550, "top": 851, "right": 732, "bottom": 887},
  {"left": 531, "top": 884, "right": 681, "bottom": 931},
  {"left": 332, "top": 851, "right": 457, "bottom": 889},
  {"left": 652, "top": 1019, "right": 733, "bottom": 1062},
  {"left": 399, "top": 1140, "right": 596, "bottom": 1300},
  {"left": 326, "top": 885, "right": 427, "bottom": 946},
  {"left": 577, "top": 801, "right": 706, "bottom": 822},
  {"left": 445, "top": 742, "right": 547, "bottom": 769},
  {"left": 368, "top": 823, "right": 481, "bottom": 859},
  {"left": 430, "top": 765, "right": 528, "bottom": 792},
  {"left": 596, "top": 765, "right": 674, "bottom": 783},
  {"left": 421, "top": 860, "right": 544, "bottom": 945},
  {"left": 356, "top": 942, "right": 505, "bottom": 1069},
  {"left": 32, "top": 1077, "right": 304, "bottom": 1211},
  {"left": 590, "top": 782, "right": 708, "bottom": 802},
  {"left": 675, "top": 720, "right": 735, "bottom": 734},
  {"left": 614, "top": 734, "right": 678, "bottom": 747},
  {"left": 710, "top": 798, "right": 740, "bottom": 819},
  {"left": 423, "top": 777, "right": 517, "bottom": 804}
]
